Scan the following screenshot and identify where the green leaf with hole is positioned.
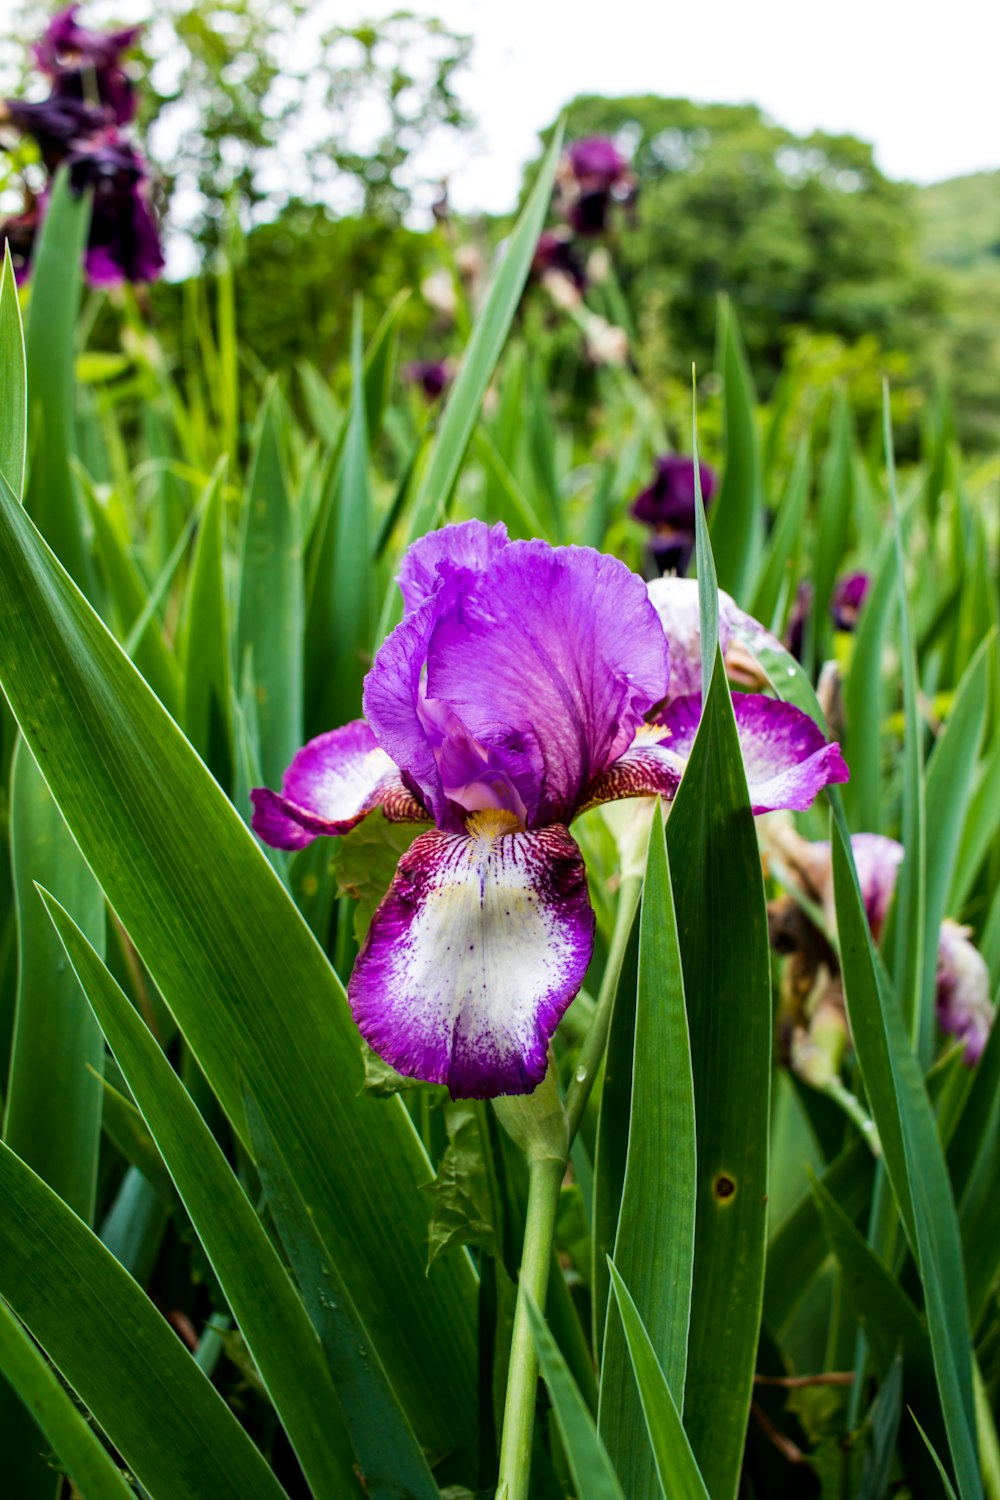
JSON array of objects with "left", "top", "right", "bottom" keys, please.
[{"left": 599, "top": 808, "right": 695, "bottom": 1497}]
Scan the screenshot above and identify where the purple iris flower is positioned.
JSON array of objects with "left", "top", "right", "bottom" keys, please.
[
  {"left": 404, "top": 360, "right": 452, "bottom": 402},
  {"left": 937, "top": 921, "right": 994, "bottom": 1065},
  {"left": 559, "top": 136, "right": 636, "bottom": 238},
  {"left": 567, "top": 137, "right": 629, "bottom": 189},
  {"left": 830, "top": 571, "right": 871, "bottom": 632},
  {"left": 63, "top": 135, "right": 163, "bottom": 284},
  {"left": 252, "top": 523, "right": 849, "bottom": 1098},
  {"left": 33, "top": 5, "right": 142, "bottom": 125},
  {"left": 532, "top": 229, "right": 587, "bottom": 291},
  {"left": 631, "top": 455, "right": 717, "bottom": 576},
  {"left": 800, "top": 830, "right": 992, "bottom": 1066},
  {"left": 1, "top": 94, "right": 110, "bottom": 171},
  {"left": 785, "top": 581, "right": 814, "bottom": 663}
]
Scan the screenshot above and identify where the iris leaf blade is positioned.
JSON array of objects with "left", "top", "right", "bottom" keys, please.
[
  {"left": 0, "top": 464, "right": 479, "bottom": 1460},
  {"left": 0, "top": 1137, "right": 290, "bottom": 1500},
  {"left": 39, "top": 890, "right": 358, "bottom": 1498},
  {"left": 606, "top": 1260, "right": 710, "bottom": 1500}
]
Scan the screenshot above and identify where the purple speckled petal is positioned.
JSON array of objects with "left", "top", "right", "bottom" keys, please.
[
  {"left": 251, "top": 719, "right": 426, "bottom": 850},
  {"left": 397, "top": 519, "right": 509, "bottom": 615},
  {"left": 647, "top": 576, "right": 784, "bottom": 701},
  {"left": 349, "top": 812, "right": 595, "bottom": 1098},
  {"left": 659, "top": 692, "right": 849, "bottom": 814},
  {"left": 426, "top": 542, "right": 669, "bottom": 826},
  {"left": 937, "top": 920, "right": 994, "bottom": 1066},
  {"left": 579, "top": 725, "right": 681, "bottom": 812}
]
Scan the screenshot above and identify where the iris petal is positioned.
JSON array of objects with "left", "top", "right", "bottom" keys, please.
[
  {"left": 397, "top": 519, "right": 509, "bottom": 615},
  {"left": 349, "top": 812, "right": 595, "bottom": 1098},
  {"left": 426, "top": 541, "right": 669, "bottom": 825},
  {"left": 658, "top": 692, "right": 849, "bottom": 814},
  {"left": 251, "top": 719, "right": 426, "bottom": 850},
  {"left": 579, "top": 726, "right": 682, "bottom": 811}
]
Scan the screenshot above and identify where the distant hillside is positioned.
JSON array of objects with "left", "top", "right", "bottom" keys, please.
[{"left": 916, "top": 170, "right": 1000, "bottom": 270}]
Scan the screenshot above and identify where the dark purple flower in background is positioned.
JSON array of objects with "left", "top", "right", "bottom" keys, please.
[
  {"left": 404, "top": 359, "right": 453, "bottom": 402},
  {"left": 567, "top": 137, "right": 629, "bottom": 189},
  {"left": 830, "top": 571, "right": 871, "bottom": 632},
  {"left": 630, "top": 454, "right": 717, "bottom": 576},
  {"left": 67, "top": 135, "right": 164, "bottom": 284},
  {"left": 34, "top": 5, "right": 142, "bottom": 124},
  {"left": 1, "top": 94, "right": 110, "bottom": 171},
  {"left": 558, "top": 135, "right": 637, "bottom": 238},
  {"left": 785, "top": 580, "right": 814, "bottom": 663},
  {"left": 252, "top": 523, "right": 848, "bottom": 1097},
  {"left": 532, "top": 229, "right": 587, "bottom": 291},
  {"left": 0, "top": 8, "right": 162, "bottom": 286}
]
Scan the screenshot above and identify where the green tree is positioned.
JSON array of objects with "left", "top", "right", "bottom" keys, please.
[{"left": 534, "top": 96, "right": 945, "bottom": 395}]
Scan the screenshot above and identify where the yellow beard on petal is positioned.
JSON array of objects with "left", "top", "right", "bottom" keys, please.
[{"left": 465, "top": 807, "right": 523, "bottom": 841}]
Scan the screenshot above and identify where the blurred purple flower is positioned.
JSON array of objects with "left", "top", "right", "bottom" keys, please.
[
  {"left": 785, "top": 580, "right": 814, "bottom": 663},
  {"left": 558, "top": 135, "right": 636, "bottom": 238},
  {"left": 66, "top": 135, "right": 163, "bottom": 284},
  {"left": 937, "top": 920, "right": 994, "bottom": 1065},
  {"left": 631, "top": 455, "right": 716, "bottom": 577},
  {"left": 830, "top": 571, "right": 871, "bottom": 632},
  {"left": 404, "top": 359, "right": 452, "bottom": 402},
  {"left": 567, "top": 137, "right": 629, "bottom": 189},
  {"left": 253, "top": 524, "right": 848, "bottom": 1098},
  {"left": 532, "top": 229, "right": 587, "bottom": 290},
  {"left": 34, "top": 5, "right": 142, "bottom": 125},
  {"left": 1, "top": 94, "right": 109, "bottom": 171}
]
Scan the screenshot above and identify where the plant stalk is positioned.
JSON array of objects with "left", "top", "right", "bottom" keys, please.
[{"left": 495, "top": 1153, "right": 566, "bottom": 1500}]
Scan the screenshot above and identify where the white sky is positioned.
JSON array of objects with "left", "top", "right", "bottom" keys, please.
[{"left": 349, "top": 0, "right": 1000, "bottom": 212}]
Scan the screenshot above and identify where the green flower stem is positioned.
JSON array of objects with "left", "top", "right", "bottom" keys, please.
[
  {"left": 564, "top": 873, "right": 642, "bottom": 1142},
  {"left": 495, "top": 1152, "right": 566, "bottom": 1500}
]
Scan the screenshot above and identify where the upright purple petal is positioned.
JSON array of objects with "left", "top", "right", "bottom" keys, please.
[
  {"left": 251, "top": 719, "right": 426, "bottom": 850},
  {"left": 426, "top": 541, "right": 669, "bottom": 825},
  {"left": 659, "top": 692, "right": 849, "bottom": 814},
  {"left": 937, "top": 920, "right": 994, "bottom": 1065},
  {"left": 630, "top": 454, "right": 717, "bottom": 531},
  {"left": 830, "top": 572, "right": 871, "bottom": 632},
  {"left": 397, "top": 519, "right": 508, "bottom": 615},
  {"left": 349, "top": 812, "right": 595, "bottom": 1097}
]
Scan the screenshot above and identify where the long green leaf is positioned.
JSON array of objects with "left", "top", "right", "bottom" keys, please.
[
  {"left": 244, "top": 1090, "right": 439, "bottom": 1500},
  {"left": 920, "top": 636, "right": 990, "bottom": 1027},
  {"left": 884, "top": 396, "right": 928, "bottom": 1056},
  {"left": 305, "top": 300, "right": 373, "bottom": 735},
  {"left": 236, "top": 381, "right": 303, "bottom": 788},
  {"left": 40, "top": 891, "right": 358, "bottom": 1499},
  {"left": 664, "top": 667, "right": 771, "bottom": 1497},
  {"left": 0, "top": 244, "right": 26, "bottom": 499},
  {"left": 709, "top": 298, "right": 764, "bottom": 600},
  {"left": 526, "top": 1294, "right": 626, "bottom": 1500},
  {"left": 0, "top": 466, "right": 478, "bottom": 1459},
  {"left": 23, "top": 170, "right": 95, "bottom": 596},
  {"left": 606, "top": 1261, "right": 710, "bottom": 1500},
  {"left": 599, "top": 808, "right": 696, "bottom": 1495},
  {"left": 831, "top": 812, "right": 980, "bottom": 1498},
  {"left": 179, "top": 459, "right": 233, "bottom": 786},
  {"left": 0, "top": 1297, "right": 135, "bottom": 1500},
  {"left": 0, "top": 1138, "right": 289, "bottom": 1500}
]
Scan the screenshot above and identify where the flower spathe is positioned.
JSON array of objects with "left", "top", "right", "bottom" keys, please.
[{"left": 253, "top": 522, "right": 849, "bottom": 1097}]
